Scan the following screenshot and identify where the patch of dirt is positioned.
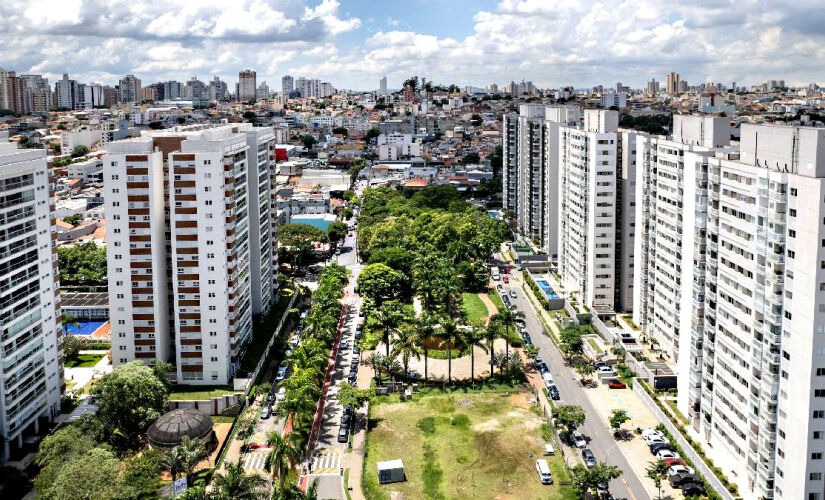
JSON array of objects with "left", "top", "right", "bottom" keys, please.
[
  {"left": 389, "top": 491, "right": 406, "bottom": 500},
  {"left": 457, "top": 398, "right": 473, "bottom": 408},
  {"left": 507, "top": 392, "right": 532, "bottom": 409},
  {"left": 473, "top": 418, "right": 500, "bottom": 432}
]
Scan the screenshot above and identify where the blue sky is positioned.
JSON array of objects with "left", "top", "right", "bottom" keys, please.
[{"left": 0, "top": 0, "right": 823, "bottom": 91}]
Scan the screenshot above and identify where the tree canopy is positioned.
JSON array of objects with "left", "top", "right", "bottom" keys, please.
[
  {"left": 58, "top": 242, "right": 107, "bottom": 286},
  {"left": 357, "top": 263, "right": 404, "bottom": 307}
]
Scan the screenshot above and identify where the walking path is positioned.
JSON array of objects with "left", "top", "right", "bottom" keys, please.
[{"left": 477, "top": 292, "right": 498, "bottom": 321}]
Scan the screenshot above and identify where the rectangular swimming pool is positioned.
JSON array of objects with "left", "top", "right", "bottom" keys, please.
[
  {"left": 535, "top": 279, "right": 560, "bottom": 299},
  {"left": 66, "top": 320, "right": 105, "bottom": 336}
]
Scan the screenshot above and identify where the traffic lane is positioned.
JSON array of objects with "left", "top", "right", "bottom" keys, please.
[
  {"left": 504, "top": 284, "right": 650, "bottom": 500},
  {"left": 316, "top": 308, "right": 359, "bottom": 449}
]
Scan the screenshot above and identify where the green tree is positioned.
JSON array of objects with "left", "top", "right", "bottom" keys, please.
[
  {"left": 481, "top": 322, "right": 501, "bottom": 377},
  {"left": 462, "top": 152, "right": 480, "bottom": 164},
  {"left": 524, "top": 344, "right": 540, "bottom": 359},
  {"left": 46, "top": 447, "right": 120, "bottom": 500},
  {"left": 91, "top": 361, "right": 169, "bottom": 451},
  {"left": 242, "top": 111, "right": 257, "bottom": 124},
  {"left": 151, "top": 360, "right": 172, "bottom": 390},
  {"left": 177, "top": 436, "right": 207, "bottom": 486},
  {"left": 235, "top": 406, "right": 258, "bottom": 442},
  {"left": 63, "top": 213, "right": 82, "bottom": 225},
  {"left": 609, "top": 409, "right": 631, "bottom": 437},
  {"left": 332, "top": 126, "right": 348, "bottom": 137},
  {"left": 490, "top": 307, "right": 524, "bottom": 362},
  {"left": 574, "top": 359, "right": 596, "bottom": 383},
  {"left": 327, "top": 221, "right": 348, "bottom": 243},
  {"left": 364, "top": 352, "right": 388, "bottom": 385},
  {"left": 365, "top": 127, "right": 380, "bottom": 142},
  {"left": 440, "top": 319, "right": 463, "bottom": 384},
  {"left": 414, "top": 313, "right": 439, "bottom": 381},
  {"left": 35, "top": 425, "right": 97, "bottom": 496},
  {"left": 554, "top": 405, "right": 586, "bottom": 431},
  {"left": 337, "top": 382, "right": 374, "bottom": 408},
  {"left": 279, "top": 223, "right": 327, "bottom": 267},
  {"left": 115, "top": 449, "right": 162, "bottom": 500},
  {"left": 391, "top": 322, "right": 421, "bottom": 378},
  {"left": 300, "top": 135, "right": 317, "bottom": 150},
  {"left": 266, "top": 431, "right": 302, "bottom": 492},
  {"left": 211, "top": 459, "right": 267, "bottom": 500},
  {"left": 571, "top": 462, "right": 623, "bottom": 498},
  {"left": 57, "top": 242, "right": 107, "bottom": 285},
  {"left": 356, "top": 264, "right": 403, "bottom": 307},
  {"left": 70, "top": 145, "right": 89, "bottom": 158},
  {"left": 372, "top": 301, "right": 406, "bottom": 357},
  {"left": 646, "top": 459, "right": 670, "bottom": 499},
  {"left": 61, "top": 328, "right": 82, "bottom": 359},
  {"left": 559, "top": 325, "right": 585, "bottom": 360},
  {"left": 463, "top": 325, "right": 487, "bottom": 383}
]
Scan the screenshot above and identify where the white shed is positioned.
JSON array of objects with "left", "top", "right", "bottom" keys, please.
[{"left": 376, "top": 459, "right": 405, "bottom": 484}]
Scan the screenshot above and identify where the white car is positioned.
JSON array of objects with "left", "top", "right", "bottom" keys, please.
[
  {"left": 642, "top": 429, "right": 666, "bottom": 443},
  {"left": 542, "top": 372, "right": 554, "bottom": 388},
  {"left": 598, "top": 366, "right": 615, "bottom": 375},
  {"left": 655, "top": 449, "right": 680, "bottom": 460},
  {"left": 668, "top": 465, "right": 695, "bottom": 478},
  {"left": 275, "top": 387, "right": 286, "bottom": 402},
  {"left": 571, "top": 430, "right": 587, "bottom": 448}
]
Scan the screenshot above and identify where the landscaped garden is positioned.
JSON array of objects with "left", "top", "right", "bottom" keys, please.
[
  {"left": 362, "top": 387, "right": 575, "bottom": 500},
  {"left": 64, "top": 353, "right": 105, "bottom": 368}
]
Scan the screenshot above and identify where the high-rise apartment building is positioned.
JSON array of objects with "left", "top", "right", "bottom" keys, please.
[
  {"left": 558, "top": 110, "right": 623, "bottom": 312},
  {"left": 646, "top": 78, "right": 659, "bottom": 97},
  {"left": 666, "top": 72, "right": 680, "bottom": 94},
  {"left": 0, "top": 140, "right": 63, "bottom": 459},
  {"left": 238, "top": 70, "right": 257, "bottom": 101},
  {"left": 256, "top": 81, "right": 270, "bottom": 100},
  {"left": 104, "top": 124, "right": 278, "bottom": 385},
  {"left": 0, "top": 68, "right": 9, "bottom": 111},
  {"left": 55, "top": 74, "right": 77, "bottom": 110},
  {"left": 118, "top": 74, "right": 142, "bottom": 104},
  {"left": 514, "top": 104, "right": 546, "bottom": 246},
  {"left": 502, "top": 113, "right": 519, "bottom": 213},
  {"left": 282, "top": 75, "right": 294, "bottom": 95},
  {"left": 209, "top": 77, "right": 227, "bottom": 101},
  {"left": 379, "top": 76, "right": 387, "bottom": 95},
  {"left": 633, "top": 115, "right": 731, "bottom": 356}
]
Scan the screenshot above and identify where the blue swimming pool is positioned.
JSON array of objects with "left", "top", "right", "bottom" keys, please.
[
  {"left": 66, "top": 320, "right": 105, "bottom": 336},
  {"left": 535, "top": 280, "right": 559, "bottom": 299}
]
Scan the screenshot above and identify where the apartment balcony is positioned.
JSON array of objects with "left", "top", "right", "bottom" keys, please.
[{"left": 769, "top": 189, "right": 787, "bottom": 203}]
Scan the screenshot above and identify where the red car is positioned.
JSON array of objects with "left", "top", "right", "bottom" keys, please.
[
  {"left": 664, "top": 458, "right": 687, "bottom": 467},
  {"left": 502, "top": 276, "right": 510, "bottom": 283},
  {"left": 607, "top": 379, "right": 627, "bottom": 389}
]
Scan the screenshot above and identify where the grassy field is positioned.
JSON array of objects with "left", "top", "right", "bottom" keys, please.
[
  {"left": 168, "top": 385, "right": 240, "bottom": 401},
  {"left": 65, "top": 353, "right": 105, "bottom": 368},
  {"left": 488, "top": 288, "right": 505, "bottom": 314},
  {"left": 462, "top": 292, "right": 489, "bottom": 324},
  {"left": 363, "top": 388, "right": 575, "bottom": 500}
]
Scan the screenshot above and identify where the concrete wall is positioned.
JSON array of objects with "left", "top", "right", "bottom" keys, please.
[{"left": 168, "top": 393, "right": 242, "bottom": 416}]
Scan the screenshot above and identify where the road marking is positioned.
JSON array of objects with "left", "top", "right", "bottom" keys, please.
[
  {"left": 243, "top": 450, "right": 270, "bottom": 475},
  {"left": 310, "top": 448, "right": 343, "bottom": 475},
  {"left": 621, "top": 477, "right": 638, "bottom": 500}
]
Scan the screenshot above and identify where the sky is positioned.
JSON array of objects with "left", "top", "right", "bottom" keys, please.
[{"left": 0, "top": 0, "right": 824, "bottom": 91}]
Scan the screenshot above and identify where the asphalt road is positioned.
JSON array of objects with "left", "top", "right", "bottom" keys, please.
[{"left": 497, "top": 265, "right": 651, "bottom": 500}]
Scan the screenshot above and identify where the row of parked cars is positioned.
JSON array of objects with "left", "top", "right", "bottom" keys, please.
[
  {"left": 642, "top": 428, "right": 707, "bottom": 496},
  {"left": 338, "top": 304, "right": 363, "bottom": 443}
]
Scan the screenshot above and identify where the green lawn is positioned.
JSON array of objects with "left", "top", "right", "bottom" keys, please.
[
  {"left": 168, "top": 385, "right": 240, "bottom": 401},
  {"left": 488, "top": 288, "right": 505, "bottom": 314},
  {"left": 64, "top": 353, "right": 105, "bottom": 368},
  {"left": 586, "top": 337, "right": 603, "bottom": 354},
  {"left": 363, "top": 389, "right": 575, "bottom": 500},
  {"left": 462, "top": 292, "right": 489, "bottom": 324}
]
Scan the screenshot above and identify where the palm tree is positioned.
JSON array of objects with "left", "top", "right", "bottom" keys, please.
[
  {"left": 481, "top": 323, "right": 501, "bottom": 378},
  {"left": 439, "top": 319, "right": 463, "bottom": 384},
  {"left": 272, "top": 480, "right": 319, "bottom": 500},
  {"left": 391, "top": 323, "right": 421, "bottom": 378},
  {"left": 212, "top": 459, "right": 267, "bottom": 500},
  {"left": 415, "top": 313, "right": 439, "bottom": 381},
  {"left": 59, "top": 313, "right": 80, "bottom": 335},
  {"left": 178, "top": 435, "right": 207, "bottom": 486},
  {"left": 373, "top": 301, "right": 405, "bottom": 356},
  {"left": 490, "top": 308, "right": 525, "bottom": 361},
  {"left": 266, "top": 431, "right": 302, "bottom": 493},
  {"left": 463, "top": 326, "right": 487, "bottom": 383},
  {"left": 364, "top": 352, "right": 387, "bottom": 384},
  {"left": 162, "top": 447, "right": 184, "bottom": 484}
]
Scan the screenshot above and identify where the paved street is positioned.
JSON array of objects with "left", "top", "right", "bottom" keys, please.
[{"left": 495, "top": 259, "right": 652, "bottom": 500}]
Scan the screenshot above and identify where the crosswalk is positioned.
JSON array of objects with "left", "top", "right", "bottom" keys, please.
[
  {"left": 243, "top": 449, "right": 270, "bottom": 475},
  {"left": 309, "top": 448, "right": 343, "bottom": 475}
]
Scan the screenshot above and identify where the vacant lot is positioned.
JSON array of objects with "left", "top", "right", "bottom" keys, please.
[{"left": 363, "top": 387, "right": 574, "bottom": 500}]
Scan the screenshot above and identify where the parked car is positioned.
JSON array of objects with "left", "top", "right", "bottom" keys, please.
[
  {"left": 669, "top": 473, "right": 702, "bottom": 488},
  {"left": 668, "top": 465, "right": 695, "bottom": 478},
  {"left": 502, "top": 276, "right": 510, "bottom": 283},
  {"left": 337, "top": 426, "right": 349, "bottom": 443},
  {"left": 341, "top": 411, "right": 351, "bottom": 427},
  {"left": 260, "top": 405, "right": 271, "bottom": 419},
  {"left": 497, "top": 284, "right": 504, "bottom": 291},
  {"left": 581, "top": 448, "right": 596, "bottom": 467},
  {"left": 358, "top": 310, "right": 365, "bottom": 317},
  {"left": 535, "top": 459, "right": 553, "bottom": 485},
  {"left": 535, "top": 355, "right": 543, "bottom": 365},
  {"left": 276, "top": 387, "right": 286, "bottom": 402},
  {"left": 509, "top": 290, "right": 517, "bottom": 298},
  {"left": 542, "top": 372, "right": 554, "bottom": 388},
  {"left": 663, "top": 458, "right": 687, "bottom": 468},
  {"left": 642, "top": 429, "right": 666, "bottom": 442},
  {"left": 649, "top": 442, "right": 675, "bottom": 454},
  {"left": 276, "top": 367, "right": 287, "bottom": 382},
  {"left": 680, "top": 482, "right": 707, "bottom": 496},
  {"left": 539, "top": 362, "right": 550, "bottom": 373},
  {"left": 340, "top": 340, "right": 349, "bottom": 350},
  {"left": 547, "top": 385, "right": 560, "bottom": 400},
  {"left": 597, "top": 366, "right": 615, "bottom": 375},
  {"left": 655, "top": 449, "right": 680, "bottom": 461},
  {"left": 571, "top": 430, "right": 587, "bottom": 448},
  {"left": 353, "top": 346, "right": 360, "bottom": 355},
  {"left": 543, "top": 443, "right": 555, "bottom": 456},
  {"left": 607, "top": 379, "right": 627, "bottom": 389}
]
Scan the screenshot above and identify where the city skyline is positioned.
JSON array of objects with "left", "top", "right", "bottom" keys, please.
[{"left": 0, "top": 0, "right": 823, "bottom": 91}]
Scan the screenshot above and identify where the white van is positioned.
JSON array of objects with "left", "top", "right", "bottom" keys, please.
[
  {"left": 544, "top": 442, "right": 555, "bottom": 456},
  {"left": 542, "top": 372, "right": 554, "bottom": 388},
  {"left": 535, "top": 459, "right": 553, "bottom": 484}
]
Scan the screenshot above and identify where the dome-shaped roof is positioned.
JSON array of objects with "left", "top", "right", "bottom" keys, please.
[{"left": 147, "top": 408, "right": 213, "bottom": 448}]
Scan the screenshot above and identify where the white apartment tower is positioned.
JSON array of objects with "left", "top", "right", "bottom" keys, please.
[
  {"left": 633, "top": 115, "right": 731, "bottom": 356},
  {"left": 379, "top": 76, "right": 387, "bottom": 95},
  {"left": 515, "top": 104, "right": 546, "bottom": 246},
  {"left": 118, "top": 74, "right": 142, "bottom": 104},
  {"left": 0, "top": 141, "right": 62, "bottom": 459},
  {"left": 105, "top": 124, "right": 278, "bottom": 385},
  {"left": 676, "top": 124, "right": 825, "bottom": 500},
  {"left": 557, "top": 110, "right": 621, "bottom": 312},
  {"left": 543, "top": 106, "right": 581, "bottom": 261},
  {"left": 502, "top": 113, "right": 519, "bottom": 212}
]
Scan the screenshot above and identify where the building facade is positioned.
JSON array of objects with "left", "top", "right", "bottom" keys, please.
[
  {"left": 104, "top": 124, "right": 278, "bottom": 385},
  {"left": 0, "top": 140, "right": 63, "bottom": 459},
  {"left": 238, "top": 70, "right": 257, "bottom": 101},
  {"left": 118, "top": 74, "right": 142, "bottom": 104}
]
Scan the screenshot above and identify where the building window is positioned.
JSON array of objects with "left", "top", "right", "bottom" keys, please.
[
  {"left": 812, "top": 472, "right": 823, "bottom": 480},
  {"left": 813, "top": 453, "right": 823, "bottom": 460},
  {"left": 814, "top": 411, "right": 825, "bottom": 418}
]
